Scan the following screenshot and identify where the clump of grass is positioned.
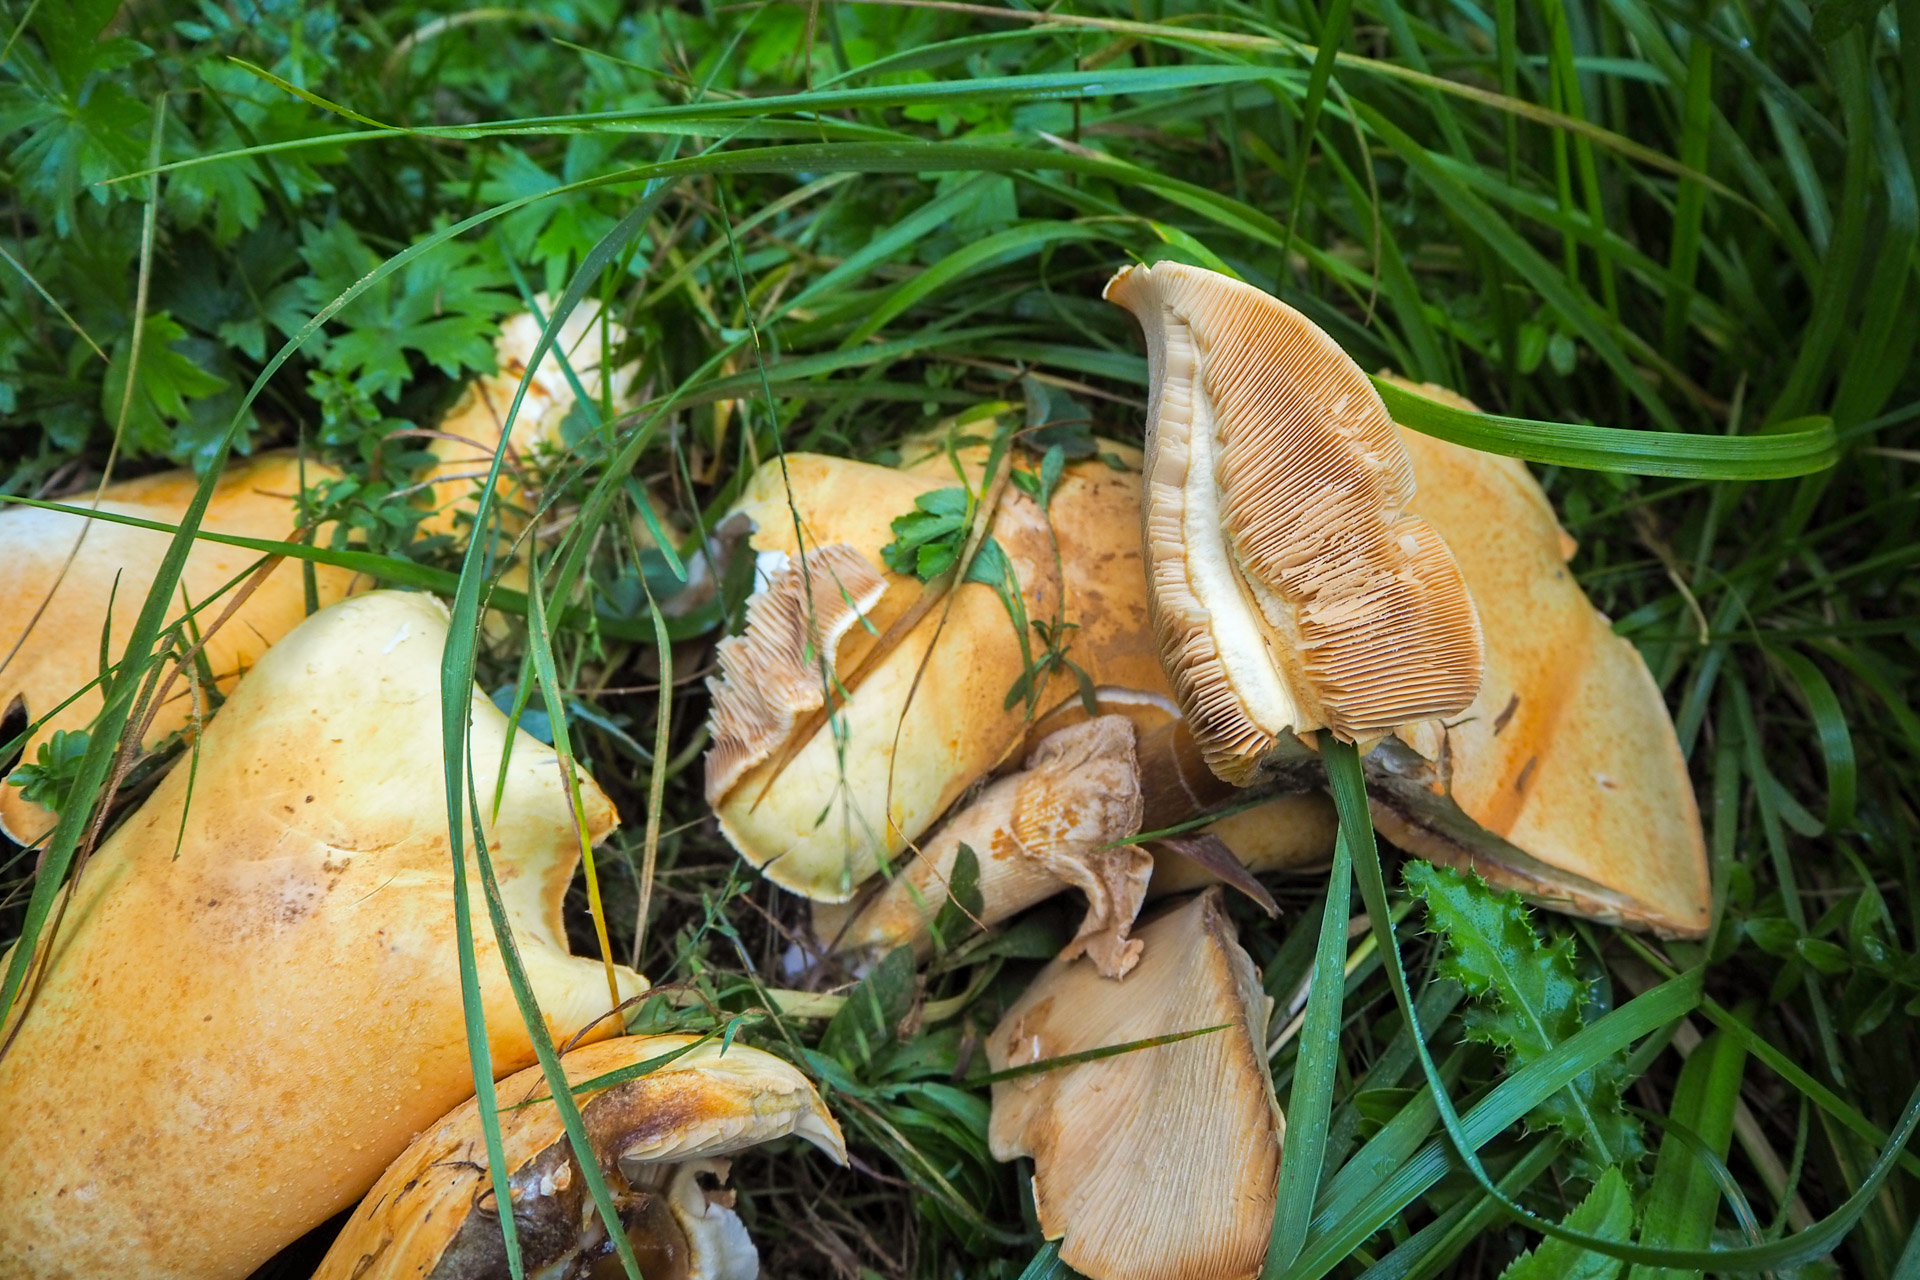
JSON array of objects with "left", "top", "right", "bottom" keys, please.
[{"left": 3, "top": 1, "right": 1917, "bottom": 1277}]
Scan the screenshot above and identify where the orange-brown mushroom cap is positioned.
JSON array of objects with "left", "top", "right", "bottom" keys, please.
[
  {"left": 987, "top": 888, "right": 1282, "bottom": 1280},
  {"left": 1103, "top": 262, "right": 1484, "bottom": 785},
  {"left": 0, "top": 591, "right": 645, "bottom": 1280},
  {"left": 703, "top": 432, "right": 1161, "bottom": 901},
  {"left": 1366, "top": 377, "right": 1710, "bottom": 937}
]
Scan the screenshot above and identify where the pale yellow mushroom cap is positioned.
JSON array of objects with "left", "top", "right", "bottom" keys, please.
[
  {"left": 0, "top": 590, "right": 645, "bottom": 1280},
  {"left": 0, "top": 452, "right": 359, "bottom": 846},
  {"left": 1104, "top": 262, "right": 1485, "bottom": 785},
  {"left": 987, "top": 888, "right": 1282, "bottom": 1280},
  {"left": 419, "top": 296, "right": 637, "bottom": 538},
  {"left": 313, "top": 1034, "right": 846, "bottom": 1280},
  {"left": 1367, "top": 376, "right": 1710, "bottom": 937}
]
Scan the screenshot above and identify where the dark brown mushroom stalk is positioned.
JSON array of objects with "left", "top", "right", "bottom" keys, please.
[
  {"left": 312, "top": 1034, "right": 847, "bottom": 1280},
  {"left": 987, "top": 888, "right": 1283, "bottom": 1280}
]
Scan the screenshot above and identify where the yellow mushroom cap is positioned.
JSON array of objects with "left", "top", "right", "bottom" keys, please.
[
  {"left": 1103, "top": 262, "right": 1485, "bottom": 785},
  {"left": 1367, "top": 376, "right": 1710, "bottom": 937},
  {"left": 987, "top": 888, "right": 1282, "bottom": 1280},
  {"left": 313, "top": 1034, "right": 846, "bottom": 1280},
  {"left": 0, "top": 591, "right": 645, "bottom": 1280},
  {"left": 0, "top": 452, "right": 360, "bottom": 846}
]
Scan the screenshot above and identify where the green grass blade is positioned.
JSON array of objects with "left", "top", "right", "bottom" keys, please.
[
  {"left": 1627, "top": 1030, "right": 1749, "bottom": 1280},
  {"left": 1316, "top": 736, "right": 1920, "bottom": 1272},
  {"left": 1373, "top": 380, "right": 1836, "bottom": 479},
  {"left": 1265, "top": 830, "right": 1357, "bottom": 1276}
]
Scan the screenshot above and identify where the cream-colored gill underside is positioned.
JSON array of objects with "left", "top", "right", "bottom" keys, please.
[{"left": 1170, "top": 314, "right": 1306, "bottom": 740}]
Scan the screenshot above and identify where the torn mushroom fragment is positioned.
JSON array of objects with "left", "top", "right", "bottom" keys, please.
[
  {"left": 814, "top": 716, "right": 1153, "bottom": 977},
  {"left": 988, "top": 888, "right": 1282, "bottom": 1280},
  {"left": 1104, "top": 262, "right": 1485, "bottom": 785},
  {"left": 0, "top": 591, "right": 645, "bottom": 1280},
  {"left": 418, "top": 298, "right": 637, "bottom": 539},
  {"left": 704, "top": 428, "right": 1163, "bottom": 902},
  {"left": 1365, "top": 377, "right": 1710, "bottom": 937},
  {"left": 0, "top": 300, "right": 637, "bottom": 846},
  {"left": 0, "top": 452, "right": 360, "bottom": 845},
  {"left": 313, "top": 1035, "right": 846, "bottom": 1280}
]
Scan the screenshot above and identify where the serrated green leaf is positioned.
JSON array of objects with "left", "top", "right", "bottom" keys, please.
[
  {"left": 1500, "top": 1166, "right": 1635, "bottom": 1280},
  {"left": 1405, "top": 862, "right": 1645, "bottom": 1178},
  {"left": 293, "top": 221, "right": 513, "bottom": 399}
]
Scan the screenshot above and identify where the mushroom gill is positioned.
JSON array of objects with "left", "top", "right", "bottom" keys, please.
[
  {"left": 1365, "top": 376, "right": 1710, "bottom": 937},
  {"left": 312, "top": 1035, "right": 847, "bottom": 1280},
  {"left": 987, "top": 888, "right": 1282, "bottom": 1280},
  {"left": 1103, "top": 262, "right": 1485, "bottom": 785},
  {"left": 0, "top": 591, "right": 645, "bottom": 1280}
]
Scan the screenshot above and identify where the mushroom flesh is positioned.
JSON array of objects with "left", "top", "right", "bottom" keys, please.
[
  {"left": 1103, "top": 261, "right": 1485, "bottom": 784},
  {"left": 1365, "top": 377, "right": 1710, "bottom": 936}
]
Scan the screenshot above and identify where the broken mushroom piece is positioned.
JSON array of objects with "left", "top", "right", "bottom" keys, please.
[
  {"left": 312, "top": 1034, "right": 847, "bottom": 1280},
  {"left": 1104, "top": 262, "right": 1485, "bottom": 785},
  {"left": 814, "top": 717, "right": 1337, "bottom": 972},
  {"left": 704, "top": 434, "right": 1159, "bottom": 901},
  {"left": 0, "top": 591, "right": 645, "bottom": 1280},
  {"left": 0, "top": 452, "right": 360, "bottom": 846},
  {"left": 1144, "top": 791, "right": 1339, "bottom": 898},
  {"left": 1366, "top": 377, "right": 1710, "bottom": 937},
  {"left": 814, "top": 716, "right": 1153, "bottom": 977},
  {"left": 418, "top": 298, "right": 638, "bottom": 539},
  {"left": 988, "top": 888, "right": 1282, "bottom": 1280}
]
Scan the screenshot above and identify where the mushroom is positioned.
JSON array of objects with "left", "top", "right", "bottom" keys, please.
[
  {"left": 1102, "top": 262, "right": 1486, "bottom": 785},
  {"left": 813, "top": 716, "right": 1336, "bottom": 973},
  {"left": 1365, "top": 377, "right": 1710, "bottom": 936},
  {"left": 704, "top": 428, "right": 1160, "bottom": 902},
  {"left": 987, "top": 888, "right": 1282, "bottom": 1280},
  {"left": 312, "top": 1034, "right": 847, "bottom": 1280},
  {"left": 417, "top": 299, "right": 637, "bottom": 539},
  {"left": 0, "top": 452, "right": 361, "bottom": 845},
  {"left": 813, "top": 715, "right": 1154, "bottom": 977},
  {"left": 0, "top": 302, "right": 636, "bottom": 846},
  {"left": 0, "top": 591, "right": 645, "bottom": 1280}
]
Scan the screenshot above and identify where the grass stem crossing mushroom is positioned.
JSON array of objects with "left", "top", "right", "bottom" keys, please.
[{"left": 986, "top": 888, "right": 1282, "bottom": 1280}]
